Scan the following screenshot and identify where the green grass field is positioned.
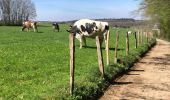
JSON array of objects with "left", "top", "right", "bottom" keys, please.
[{"left": 0, "top": 23, "right": 149, "bottom": 99}]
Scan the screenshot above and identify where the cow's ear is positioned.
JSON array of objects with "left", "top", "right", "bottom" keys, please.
[{"left": 70, "top": 25, "right": 73, "bottom": 28}]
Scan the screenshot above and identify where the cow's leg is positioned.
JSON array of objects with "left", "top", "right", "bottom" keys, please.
[
  {"left": 79, "top": 36, "right": 83, "bottom": 49},
  {"left": 21, "top": 26, "right": 26, "bottom": 31},
  {"left": 34, "top": 27, "right": 38, "bottom": 32},
  {"left": 53, "top": 26, "right": 56, "bottom": 32},
  {"left": 99, "top": 36, "right": 103, "bottom": 45},
  {"left": 57, "top": 26, "right": 59, "bottom": 32},
  {"left": 104, "top": 32, "right": 107, "bottom": 46},
  {"left": 58, "top": 27, "right": 60, "bottom": 32},
  {"left": 35, "top": 27, "right": 38, "bottom": 32},
  {"left": 104, "top": 30, "right": 109, "bottom": 50},
  {"left": 32, "top": 25, "right": 36, "bottom": 32},
  {"left": 76, "top": 34, "right": 83, "bottom": 49},
  {"left": 27, "top": 28, "right": 29, "bottom": 32},
  {"left": 82, "top": 36, "right": 87, "bottom": 47},
  {"left": 53, "top": 26, "right": 55, "bottom": 31}
]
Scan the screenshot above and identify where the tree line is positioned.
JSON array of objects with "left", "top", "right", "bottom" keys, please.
[
  {"left": 139, "top": 0, "right": 170, "bottom": 40},
  {"left": 0, "top": 0, "right": 36, "bottom": 25}
]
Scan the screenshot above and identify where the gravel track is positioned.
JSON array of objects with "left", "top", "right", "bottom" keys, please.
[{"left": 100, "top": 39, "right": 170, "bottom": 100}]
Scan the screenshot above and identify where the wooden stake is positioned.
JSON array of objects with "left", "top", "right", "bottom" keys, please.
[
  {"left": 134, "top": 32, "right": 137, "bottom": 49},
  {"left": 96, "top": 36, "right": 104, "bottom": 76},
  {"left": 114, "top": 32, "right": 119, "bottom": 63},
  {"left": 146, "top": 32, "right": 148, "bottom": 43},
  {"left": 126, "top": 32, "right": 129, "bottom": 56},
  {"left": 137, "top": 30, "right": 140, "bottom": 46},
  {"left": 106, "top": 31, "right": 110, "bottom": 66},
  {"left": 69, "top": 33, "right": 75, "bottom": 95},
  {"left": 140, "top": 30, "right": 143, "bottom": 44}
]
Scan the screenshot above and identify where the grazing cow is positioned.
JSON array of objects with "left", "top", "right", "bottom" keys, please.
[
  {"left": 67, "top": 19, "right": 109, "bottom": 49},
  {"left": 127, "top": 31, "right": 133, "bottom": 35},
  {"left": 22, "top": 21, "right": 38, "bottom": 32},
  {"left": 52, "top": 22, "right": 60, "bottom": 32}
]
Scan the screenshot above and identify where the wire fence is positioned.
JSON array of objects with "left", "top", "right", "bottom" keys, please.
[{"left": 69, "top": 28, "right": 155, "bottom": 94}]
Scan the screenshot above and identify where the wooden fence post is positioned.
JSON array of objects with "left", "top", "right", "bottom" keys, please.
[
  {"left": 140, "top": 30, "right": 143, "bottom": 44},
  {"left": 69, "top": 33, "right": 75, "bottom": 95},
  {"left": 96, "top": 36, "right": 104, "bottom": 76},
  {"left": 137, "top": 30, "right": 140, "bottom": 46},
  {"left": 134, "top": 32, "right": 137, "bottom": 49},
  {"left": 106, "top": 31, "right": 110, "bottom": 66},
  {"left": 114, "top": 32, "right": 119, "bottom": 63},
  {"left": 126, "top": 32, "right": 129, "bottom": 56},
  {"left": 146, "top": 32, "right": 149, "bottom": 43}
]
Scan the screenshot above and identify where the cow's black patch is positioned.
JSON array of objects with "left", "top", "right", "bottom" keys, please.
[
  {"left": 93, "top": 22, "right": 98, "bottom": 29},
  {"left": 105, "top": 25, "right": 109, "bottom": 30},
  {"left": 85, "top": 23, "right": 96, "bottom": 34},
  {"left": 81, "top": 25, "right": 86, "bottom": 32},
  {"left": 93, "top": 22, "right": 96, "bottom": 26},
  {"left": 95, "top": 26, "right": 98, "bottom": 29}
]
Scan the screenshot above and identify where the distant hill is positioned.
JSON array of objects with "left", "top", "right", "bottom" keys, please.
[{"left": 59, "top": 18, "right": 147, "bottom": 28}]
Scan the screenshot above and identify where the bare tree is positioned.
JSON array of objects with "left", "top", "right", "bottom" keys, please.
[{"left": 0, "top": 0, "right": 36, "bottom": 25}]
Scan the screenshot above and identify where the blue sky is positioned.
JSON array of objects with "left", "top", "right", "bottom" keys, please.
[{"left": 32, "top": 0, "right": 141, "bottom": 21}]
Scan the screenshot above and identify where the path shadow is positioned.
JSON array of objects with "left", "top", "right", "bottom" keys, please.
[
  {"left": 165, "top": 54, "right": 170, "bottom": 61},
  {"left": 139, "top": 61, "right": 170, "bottom": 65},
  {"left": 151, "top": 56, "right": 170, "bottom": 65},
  {"left": 126, "top": 73, "right": 140, "bottom": 75},
  {"left": 129, "top": 69, "right": 145, "bottom": 72},
  {"left": 157, "top": 44, "right": 170, "bottom": 46},
  {"left": 112, "top": 81, "right": 133, "bottom": 85},
  {"left": 165, "top": 54, "right": 170, "bottom": 56},
  {"left": 96, "top": 66, "right": 144, "bottom": 100}
]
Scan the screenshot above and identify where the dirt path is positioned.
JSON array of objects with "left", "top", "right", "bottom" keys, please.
[{"left": 100, "top": 39, "right": 170, "bottom": 100}]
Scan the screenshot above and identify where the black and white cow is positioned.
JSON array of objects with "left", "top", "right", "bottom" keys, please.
[
  {"left": 52, "top": 22, "right": 60, "bottom": 32},
  {"left": 67, "top": 19, "right": 109, "bottom": 49}
]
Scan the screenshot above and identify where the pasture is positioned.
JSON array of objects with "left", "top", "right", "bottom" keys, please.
[{"left": 0, "top": 23, "right": 149, "bottom": 99}]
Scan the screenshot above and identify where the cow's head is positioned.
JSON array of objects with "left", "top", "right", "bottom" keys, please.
[
  {"left": 52, "top": 22, "right": 58, "bottom": 26},
  {"left": 67, "top": 25, "right": 80, "bottom": 36}
]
